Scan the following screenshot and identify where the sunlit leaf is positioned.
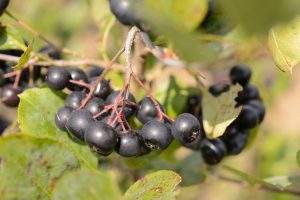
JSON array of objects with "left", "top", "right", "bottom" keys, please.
[
  {"left": 12, "top": 39, "right": 34, "bottom": 70},
  {"left": 269, "top": 15, "right": 300, "bottom": 73},
  {"left": 124, "top": 170, "right": 182, "bottom": 200},
  {"left": 202, "top": 84, "right": 242, "bottom": 139}
]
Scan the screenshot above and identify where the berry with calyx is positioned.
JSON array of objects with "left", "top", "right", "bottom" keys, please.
[
  {"left": 230, "top": 64, "right": 251, "bottom": 86},
  {"left": 208, "top": 83, "right": 230, "bottom": 97},
  {"left": 89, "top": 77, "right": 112, "bottom": 99},
  {"left": 67, "top": 67, "right": 88, "bottom": 91},
  {"left": 85, "top": 121, "right": 118, "bottom": 156},
  {"left": 46, "top": 67, "right": 71, "bottom": 90},
  {"left": 247, "top": 99, "right": 265, "bottom": 123},
  {"left": 0, "top": 85, "right": 22, "bottom": 107},
  {"left": 109, "top": 0, "right": 142, "bottom": 27},
  {"left": 182, "top": 133, "right": 203, "bottom": 150},
  {"left": 200, "top": 138, "right": 227, "bottom": 165},
  {"left": 235, "top": 84, "right": 260, "bottom": 104},
  {"left": 85, "top": 97, "right": 105, "bottom": 116},
  {"left": 65, "top": 109, "right": 94, "bottom": 142},
  {"left": 115, "top": 130, "right": 151, "bottom": 157},
  {"left": 140, "top": 120, "right": 173, "bottom": 150},
  {"left": 171, "top": 113, "right": 202, "bottom": 143},
  {"left": 0, "top": 69, "right": 6, "bottom": 86},
  {"left": 136, "top": 97, "right": 163, "bottom": 124},
  {"left": 236, "top": 105, "right": 259, "bottom": 129},
  {"left": 65, "top": 91, "right": 86, "bottom": 109},
  {"left": 87, "top": 66, "right": 104, "bottom": 78},
  {"left": 55, "top": 106, "right": 74, "bottom": 131},
  {"left": 0, "top": 0, "right": 9, "bottom": 15}
]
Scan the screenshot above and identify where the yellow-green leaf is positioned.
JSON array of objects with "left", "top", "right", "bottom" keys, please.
[
  {"left": 202, "top": 84, "right": 242, "bottom": 139},
  {"left": 12, "top": 39, "right": 34, "bottom": 70},
  {"left": 269, "top": 15, "right": 300, "bottom": 73}
]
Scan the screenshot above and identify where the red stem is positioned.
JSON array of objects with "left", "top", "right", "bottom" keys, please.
[{"left": 69, "top": 80, "right": 90, "bottom": 89}]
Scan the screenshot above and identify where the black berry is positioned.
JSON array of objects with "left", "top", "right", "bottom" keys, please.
[
  {"left": 236, "top": 105, "right": 260, "bottom": 129},
  {"left": 200, "top": 138, "right": 227, "bottom": 165},
  {"left": 0, "top": 85, "right": 22, "bottom": 107},
  {"left": 88, "top": 66, "right": 104, "bottom": 78},
  {"left": 55, "top": 106, "right": 74, "bottom": 131},
  {"left": 221, "top": 126, "right": 249, "bottom": 155},
  {"left": 115, "top": 130, "right": 151, "bottom": 157},
  {"left": 182, "top": 133, "right": 203, "bottom": 150},
  {"left": 39, "top": 45, "right": 61, "bottom": 60},
  {"left": 67, "top": 67, "right": 88, "bottom": 91},
  {"left": 171, "top": 113, "right": 202, "bottom": 143},
  {"left": 186, "top": 94, "right": 202, "bottom": 115},
  {"left": 140, "top": 120, "right": 173, "bottom": 150},
  {"left": 235, "top": 84, "right": 260, "bottom": 104},
  {"left": 0, "top": 0, "right": 9, "bottom": 15},
  {"left": 208, "top": 83, "right": 230, "bottom": 97},
  {"left": 46, "top": 67, "right": 71, "bottom": 90},
  {"left": 230, "top": 64, "right": 252, "bottom": 86},
  {"left": 65, "top": 109, "right": 94, "bottom": 142},
  {"left": 89, "top": 77, "right": 112, "bottom": 99},
  {"left": 136, "top": 97, "right": 163, "bottom": 124},
  {"left": 85, "top": 97, "right": 105, "bottom": 116},
  {"left": 85, "top": 121, "right": 118, "bottom": 156},
  {"left": 247, "top": 99, "right": 265, "bottom": 123},
  {"left": 65, "top": 91, "right": 86, "bottom": 109}
]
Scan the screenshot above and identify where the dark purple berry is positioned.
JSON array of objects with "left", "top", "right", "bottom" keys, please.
[
  {"left": 236, "top": 105, "right": 260, "bottom": 129},
  {"left": 235, "top": 84, "right": 260, "bottom": 104},
  {"left": 0, "top": 69, "right": 6, "bottom": 86},
  {"left": 171, "top": 113, "right": 202, "bottom": 143},
  {"left": 65, "top": 109, "right": 94, "bottom": 142},
  {"left": 85, "top": 121, "right": 118, "bottom": 156},
  {"left": 115, "top": 130, "right": 151, "bottom": 157},
  {"left": 0, "top": 0, "right": 9, "bottom": 15},
  {"left": 186, "top": 94, "right": 202, "bottom": 115},
  {"left": 46, "top": 67, "right": 71, "bottom": 90},
  {"left": 230, "top": 64, "right": 251, "bottom": 86},
  {"left": 39, "top": 45, "right": 61, "bottom": 60},
  {"left": 221, "top": 126, "right": 249, "bottom": 155},
  {"left": 208, "top": 83, "right": 230, "bottom": 97},
  {"left": 200, "top": 138, "right": 227, "bottom": 165},
  {"left": 55, "top": 106, "right": 74, "bottom": 132},
  {"left": 182, "top": 133, "right": 203, "bottom": 150},
  {"left": 87, "top": 66, "right": 104, "bottom": 78},
  {"left": 136, "top": 97, "right": 163, "bottom": 124},
  {"left": 0, "top": 85, "right": 22, "bottom": 107},
  {"left": 65, "top": 91, "right": 86, "bottom": 109},
  {"left": 67, "top": 67, "right": 88, "bottom": 91},
  {"left": 85, "top": 97, "right": 105, "bottom": 116},
  {"left": 247, "top": 99, "right": 265, "bottom": 123},
  {"left": 89, "top": 77, "right": 112, "bottom": 99},
  {"left": 140, "top": 120, "right": 173, "bottom": 150}
]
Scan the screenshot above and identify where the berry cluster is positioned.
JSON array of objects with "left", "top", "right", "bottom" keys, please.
[
  {"left": 49, "top": 65, "right": 206, "bottom": 157},
  {"left": 0, "top": 46, "right": 60, "bottom": 107},
  {"left": 186, "top": 64, "right": 265, "bottom": 165}
]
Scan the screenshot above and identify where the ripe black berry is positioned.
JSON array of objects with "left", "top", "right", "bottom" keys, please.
[
  {"left": 186, "top": 94, "right": 202, "bottom": 115},
  {"left": 55, "top": 106, "right": 74, "bottom": 131},
  {"left": 247, "top": 99, "right": 265, "bottom": 123},
  {"left": 182, "top": 133, "right": 203, "bottom": 150},
  {"left": 236, "top": 105, "right": 259, "bottom": 129},
  {"left": 208, "top": 83, "right": 230, "bottom": 97},
  {"left": 85, "top": 97, "right": 105, "bottom": 116},
  {"left": 140, "top": 120, "right": 173, "bottom": 150},
  {"left": 235, "top": 84, "right": 260, "bottom": 104},
  {"left": 89, "top": 77, "right": 112, "bottom": 99},
  {"left": 85, "top": 121, "right": 118, "bottom": 156},
  {"left": 221, "top": 126, "right": 249, "bottom": 155},
  {"left": 87, "top": 66, "right": 104, "bottom": 78},
  {"left": 115, "top": 130, "right": 151, "bottom": 157},
  {"left": 65, "top": 91, "right": 86, "bottom": 109},
  {"left": 171, "top": 113, "right": 202, "bottom": 143},
  {"left": 200, "top": 138, "right": 227, "bottom": 165},
  {"left": 39, "top": 45, "right": 61, "bottom": 60},
  {"left": 0, "top": 85, "right": 22, "bottom": 107},
  {"left": 109, "top": 0, "right": 141, "bottom": 27},
  {"left": 0, "top": 0, "right": 9, "bottom": 15},
  {"left": 67, "top": 67, "right": 88, "bottom": 91},
  {"left": 46, "top": 67, "right": 71, "bottom": 90},
  {"left": 230, "top": 64, "right": 252, "bottom": 86},
  {"left": 65, "top": 109, "right": 94, "bottom": 142},
  {"left": 136, "top": 97, "right": 163, "bottom": 124}
]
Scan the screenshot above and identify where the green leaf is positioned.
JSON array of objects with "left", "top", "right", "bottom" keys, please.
[
  {"left": 12, "top": 39, "right": 34, "bottom": 70},
  {"left": 202, "top": 84, "right": 242, "bottom": 139},
  {"left": 269, "top": 15, "right": 300, "bottom": 73},
  {"left": 124, "top": 170, "right": 182, "bottom": 200},
  {"left": 0, "top": 135, "right": 79, "bottom": 200},
  {"left": 145, "top": 0, "right": 208, "bottom": 31},
  {"left": 52, "top": 169, "right": 121, "bottom": 200},
  {"left": 0, "top": 25, "right": 26, "bottom": 50},
  {"left": 297, "top": 151, "right": 300, "bottom": 167},
  {"left": 18, "top": 88, "right": 97, "bottom": 168},
  {"left": 218, "top": 0, "right": 300, "bottom": 34}
]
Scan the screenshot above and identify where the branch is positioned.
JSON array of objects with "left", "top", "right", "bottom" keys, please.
[{"left": 218, "top": 175, "right": 300, "bottom": 197}]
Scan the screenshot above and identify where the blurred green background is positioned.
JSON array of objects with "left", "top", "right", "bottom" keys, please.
[{"left": 1, "top": 0, "right": 300, "bottom": 200}]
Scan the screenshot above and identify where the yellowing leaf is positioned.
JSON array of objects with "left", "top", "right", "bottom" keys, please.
[
  {"left": 269, "top": 15, "right": 300, "bottom": 73},
  {"left": 202, "top": 84, "right": 242, "bottom": 139},
  {"left": 12, "top": 39, "right": 34, "bottom": 70}
]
